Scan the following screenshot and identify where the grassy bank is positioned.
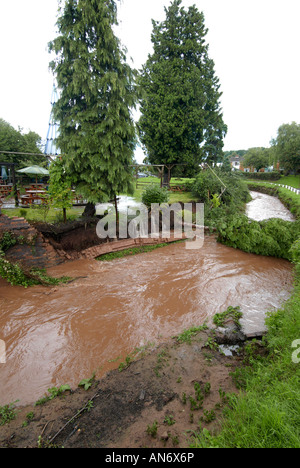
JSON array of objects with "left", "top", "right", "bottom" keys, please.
[
  {"left": 191, "top": 182, "right": 300, "bottom": 448},
  {"left": 97, "top": 242, "right": 170, "bottom": 261},
  {"left": 191, "top": 271, "right": 300, "bottom": 448},
  {"left": 131, "top": 176, "right": 197, "bottom": 204},
  {"left": 1, "top": 206, "right": 84, "bottom": 224}
]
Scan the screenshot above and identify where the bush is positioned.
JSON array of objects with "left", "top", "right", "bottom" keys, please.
[
  {"left": 141, "top": 185, "right": 169, "bottom": 208},
  {"left": 216, "top": 215, "right": 300, "bottom": 260},
  {"left": 191, "top": 169, "right": 251, "bottom": 207},
  {"left": 242, "top": 171, "right": 281, "bottom": 181}
]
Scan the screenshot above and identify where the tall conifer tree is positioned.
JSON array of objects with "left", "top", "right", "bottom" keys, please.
[
  {"left": 49, "top": 0, "right": 137, "bottom": 216},
  {"left": 138, "top": 0, "right": 227, "bottom": 180}
]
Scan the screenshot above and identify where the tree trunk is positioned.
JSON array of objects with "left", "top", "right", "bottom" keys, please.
[
  {"left": 163, "top": 170, "right": 169, "bottom": 188},
  {"left": 83, "top": 202, "right": 96, "bottom": 218},
  {"left": 163, "top": 165, "right": 175, "bottom": 188}
]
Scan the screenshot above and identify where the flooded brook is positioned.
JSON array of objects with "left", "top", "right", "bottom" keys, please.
[
  {"left": 0, "top": 192, "right": 295, "bottom": 405},
  {"left": 246, "top": 191, "right": 295, "bottom": 222}
]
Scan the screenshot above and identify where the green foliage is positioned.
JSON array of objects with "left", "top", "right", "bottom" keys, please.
[
  {"left": 0, "top": 251, "right": 33, "bottom": 287},
  {"left": 242, "top": 147, "right": 269, "bottom": 172},
  {"left": 273, "top": 121, "right": 300, "bottom": 174},
  {"left": 141, "top": 184, "right": 169, "bottom": 208},
  {"left": 146, "top": 420, "right": 158, "bottom": 438},
  {"left": 0, "top": 401, "right": 18, "bottom": 426},
  {"left": 138, "top": 0, "right": 227, "bottom": 174},
  {"left": 35, "top": 385, "right": 71, "bottom": 406},
  {"left": 216, "top": 215, "right": 300, "bottom": 260},
  {"left": 290, "top": 237, "right": 300, "bottom": 264},
  {"left": 242, "top": 171, "right": 281, "bottom": 181},
  {"left": 48, "top": 158, "right": 73, "bottom": 210},
  {"left": 0, "top": 118, "right": 45, "bottom": 167},
  {"left": 97, "top": 242, "right": 170, "bottom": 261},
  {"left": 0, "top": 232, "right": 17, "bottom": 251},
  {"left": 78, "top": 373, "right": 96, "bottom": 391},
  {"left": 191, "top": 169, "right": 250, "bottom": 207},
  {"left": 48, "top": 158, "right": 74, "bottom": 222},
  {"left": 0, "top": 232, "right": 71, "bottom": 287},
  {"left": 49, "top": 0, "right": 137, "bottom": 204},
  {"left": 175, "top": 324, "right": 208, "bottom": 344},
  {"left": 213, "top": 306, "right": 243, "bottom": 328}
]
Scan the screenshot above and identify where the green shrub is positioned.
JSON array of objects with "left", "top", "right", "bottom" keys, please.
[
  {"left": 141, "top": 185, "right": 169, "bottom": 208},
  {"left": 242, "top": 171, "right": 281, "bottom": 181},
  {"left": 0, "top": 251, "right": 33, "bottom": 287},
  {"left": 216, "top": 215, "right": 300, "bottom": 260},
  {"left": 191, "top": 169, "right": 251, "bottom": 207}
]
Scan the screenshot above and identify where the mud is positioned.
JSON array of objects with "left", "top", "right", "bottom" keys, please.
[{"left": 0, "top": 327, "right": 259, "bottom": 449}]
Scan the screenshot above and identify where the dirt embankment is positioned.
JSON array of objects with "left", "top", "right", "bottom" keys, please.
[{"left": 0, "top": 325, "right": 264, "bottom": 449}]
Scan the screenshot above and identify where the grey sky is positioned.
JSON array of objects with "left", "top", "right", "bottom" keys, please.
[{"left": 0, "top": 0, "right": 299, "bottom": 162}]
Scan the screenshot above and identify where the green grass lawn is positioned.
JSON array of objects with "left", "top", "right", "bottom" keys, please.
[
  {"left": 279, "top": 175, "right": 300, "bottom": 189},
  {"left": 2, "top": 206, "right": 84, "bottom": 223},
  {"left": 131, "top": 176, "right": 197, "bottom": 204}
]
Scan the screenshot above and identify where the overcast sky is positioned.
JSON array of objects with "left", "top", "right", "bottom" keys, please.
[{"left": 0, "top": 0, "right": 299, "bottom": 162}]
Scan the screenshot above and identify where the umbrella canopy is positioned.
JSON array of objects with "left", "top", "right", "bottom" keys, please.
[
  {"left": 1, "top": 166, "right": 8, "bottom": 180},
  {"left": 17, "top": 166, "right": 49, "bottom": 176}
]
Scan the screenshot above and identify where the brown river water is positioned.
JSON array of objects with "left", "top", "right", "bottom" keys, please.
[{"left": 0, "top": 192, "right": 295, "bottom": 406}]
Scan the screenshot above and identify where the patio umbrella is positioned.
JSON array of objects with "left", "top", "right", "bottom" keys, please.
[
  {"left": 1, "top": 166, "right": 8, "bottom": 181},
  {"left": 17, "top": 166, "right": 50, "bottom": 187}
]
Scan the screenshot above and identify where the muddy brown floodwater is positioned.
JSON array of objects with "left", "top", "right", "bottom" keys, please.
[
  {"left": 246, "top": 191, "right": 295, "bottom": 222},
  {"left": 0, "top": 232, "right": 293, "bottom": 407}
]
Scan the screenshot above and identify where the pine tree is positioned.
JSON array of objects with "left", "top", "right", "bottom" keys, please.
[
  {"left": 138, "top": 0, "right": 227, "bottom": 182},
  {"left": 49, "top": 0, "right": 137, "bottom": 217}
]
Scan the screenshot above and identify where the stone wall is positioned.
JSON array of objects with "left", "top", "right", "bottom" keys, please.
[{"left": 0, "top": 215, "right": 63, "bottom": 269}]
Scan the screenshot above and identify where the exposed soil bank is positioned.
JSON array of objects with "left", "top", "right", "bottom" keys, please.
[{"left": 0, "top": 326, "right": 263, "bottom": 449}]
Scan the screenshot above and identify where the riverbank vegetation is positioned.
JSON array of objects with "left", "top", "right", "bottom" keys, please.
[
  {"left": 191, "top": 258, "right": 300, "bottom": 448},
  {"left": 190, "top": 181, "right": 300, "bottom": 448},
  {"left": 217, "top": 216, "right": 300, "bottom": 260}
]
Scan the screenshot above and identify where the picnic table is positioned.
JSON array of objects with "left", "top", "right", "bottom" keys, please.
[
  {"left": 169, "top": 185, "right": 186, "bottom": 192},
  {"left": 0, "top": 185, "right": 12, "bottom": 197},
  {"left": 20, "top": 189, "right": 48, "bottom": 206}
]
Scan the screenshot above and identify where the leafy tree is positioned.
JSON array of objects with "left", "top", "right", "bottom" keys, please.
[
  {"left": 138, "top": 0, "right": 227, "bottom": 184},
  {"left": 0, "top": 118, "right": 45, "bottom": 167},
  {"left": 272, "top": 122, "right": 300, "bottom": 174},
  {"left": 243, "top": 147, "right": 269, "bottom": 172},
  {"left": 48, "top": 0, "right": 137, "bottom": 219},
  {"left": 48, "top": 158, "right": 73, "bottom": 223},
  {"left": 191, "top": 168, "right": 250, "bottom": 207}
]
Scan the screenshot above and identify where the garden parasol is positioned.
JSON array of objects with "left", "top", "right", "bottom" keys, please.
[
  {"left": 1, "top": 166, "right": 8, "bottom": 181},
  {"left": 17, "top": 165, "right": 50, "bottom": 187}
]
